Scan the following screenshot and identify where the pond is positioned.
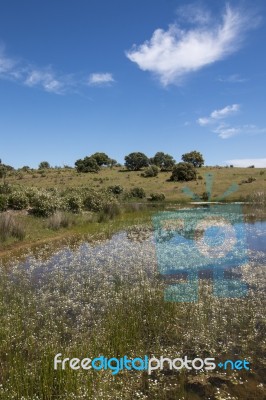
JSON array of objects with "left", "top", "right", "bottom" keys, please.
[{"left": 0, "top": 205, "right": 265, "bottom": 399}]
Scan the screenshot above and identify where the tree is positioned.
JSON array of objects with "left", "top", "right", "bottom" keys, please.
[
  {"left": 150, "top": 152, "right": 175, "bottom": 171},
  {"left": 181, "top": 151, "right": 204, "bottom": 168},
  {"left": 91, "top": 152, "right": 111, "bottom": 167},
  {"left": 170, "top": 162, "right": 196, "bottom": 181},
  {"left": 124, "top": 152, "right": 149, "bottom": 171},
  {"left": 39, "top": 161, "right": 51, "bottom": 169},
  {"left": 75, "top": 156, "right": 100, "bottom": 173}
]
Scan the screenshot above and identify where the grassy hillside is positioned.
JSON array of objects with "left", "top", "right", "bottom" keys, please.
[{"left": 6, "top": 166, "right": 266, "bottom": 202}]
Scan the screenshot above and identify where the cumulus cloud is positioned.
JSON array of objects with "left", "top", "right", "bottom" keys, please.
[
  {"left": 197, "top": 104, "right": 240, "bottom": 126},
  {"left": 88, "top": 73, "right": 114, "bottom": 86},
  {"left": 126, "top": 4, "right": 258, "bottom": 86},
  {"left": 225, "top": 158, "right": 266, "bottom": 167}
]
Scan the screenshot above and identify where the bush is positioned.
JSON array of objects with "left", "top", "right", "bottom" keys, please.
[
  {"left": 30, "top": 191, "right": 61, "bottom": 217},
  {"left": 129, "top": 187, "right": 146, "bottom": 199},
  {"left": 142, "top": 165, "right": 159, "bottom": 177},
  {"left": 83, "top": 189, "right": 118, "bottom": 212},
  {"left": 148, "top": 193, "right": 165, "bottom": 201},
  {"left": 108, "top": 185, "right": 124, "bottom": 195},
  {"left": 64, "top": 194, "right": 83, "bottom": 213},
  {"left": 0, "top": 183, "right": 12, "bottom": 194},
  {"left": 170, "top": 162, "right": 196, "bottom": 182},
  {"left": 0, "top": 213, "right": 25, "bottom": 241},
  {"left": 0, "top": 194, "right": 8, "bottom": 211},
  {"left": 8, "top": 191, "right": 29, "bottom": 210}
]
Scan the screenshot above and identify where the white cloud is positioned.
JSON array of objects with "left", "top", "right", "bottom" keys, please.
[
  {"left": 24, "top": 69, "right": 63, "bottom": 94},
  {"left": 213, "top": 123, "right": 266, "bottom": 139},
  {"left": 126, "top": 5, "right": 258, "bottom": 86},
  {"left": 88, "top": 73, "right": 114, "bottom": 86},
  {"left": 213, "top": 124, "right": 240, "bottom": 139},
  {"left": 218, "top": 73, "right": 247, "bottom": 83},
  {"left": 0, "top": 45, "right": 115, "bottom": 94},
  {"left": 176, "top": 3, "right": 211, "bottom": 26},
  {"left": 197, "top": 104, "right": 240, "bottom": 126},
  {"left": 225, "top": 158, "right": 266, "bottom": 167}
]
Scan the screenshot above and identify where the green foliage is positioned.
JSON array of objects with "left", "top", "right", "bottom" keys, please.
[
  {"left": 142, "top": 165, "right": 159, "bottom": 177},
  {"left": 8, "top": 191, "right": 29, "bottom": 210},
  {"left": 108, "top": 185, "right": 124, "bottom": 195},
  {"left": 170, "top": 162, "right": 197, "bottom": 182},
  {"left": 30, "top": 191, "right": 62, "bottom": 217},
  {"left": 75, "top": 157, "right": 100, "bottom": 173},
  {"left": 83, "top": 189, "right": 118, "bottom": 212},
  {"left": 124, "top": 152, "right": 149, "bottom": 171},
  {"left": 181, "top": 150, "right": 204, "bottom": 168},
  {"left": 149, "top": 193, "right": 165, "bottom": 201},
  {"left": 0, "top": 183, "right": 12, "bottom": 194},
  {"left": 129, "top": 187, "right": 146, "bottom": 198},
  {"left": 38, "top": 161, "right": 51, "bottom": 169},
  {"left": 150, "top": 152, "right": 175, "bottom": 171},
  {"left": 0, "top": 194, "right": 8, "bottom": 211},
  {"left": 64, "top": 194, "right": 83, "bottom": 213},
  {"left": 90, "top": 152, "right": 112, "bottom": 166}
]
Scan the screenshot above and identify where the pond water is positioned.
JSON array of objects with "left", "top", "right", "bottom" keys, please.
[{"left": 6, "top": 207, "right": 265, "bottom": 289}]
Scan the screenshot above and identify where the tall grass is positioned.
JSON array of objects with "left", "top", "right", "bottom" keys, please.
[
  {"left": 0, "top": 228, "right": 265, "bottom": 399},
  {"left": 0, "top": 212, "right": 25, "bottom": 241}
]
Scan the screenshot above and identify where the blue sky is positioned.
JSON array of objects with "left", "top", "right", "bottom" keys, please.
[{"left": 0, "top": 0, "right": 266, "bottom": 168}]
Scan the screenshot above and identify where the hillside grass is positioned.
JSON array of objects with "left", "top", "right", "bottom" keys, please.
[{"left": 6, "top": 166, "right": 266, "bottom": 202}]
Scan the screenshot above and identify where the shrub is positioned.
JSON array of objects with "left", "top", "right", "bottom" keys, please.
[
  {"left": 0, "top": 213, "right": 25, "bottom": 241},
  {"left": 142, "top": 165, "right": 159, "bottom": 177},
  {"left": 30, "top": 191, "right": 61, "bottom": 217},
  {"left": 170, "top": 162, "right": 196, "bottom": 182},
  {"left": 83, "top": 189, "right": 118, "bottom": 212},
  {"left": 108, "top": 185, "right": 124, "bottom": 195},
  {"left": 0, "top": 183, "right": 12, "bottom": 194},
  {"left": 129, "top": 187, "right": 146, "bottom": 199},
  {"left": 149, "top": 193, "right": 165, "bottom": 201},
  {"left": 8, "top": 191, "right": 29, "bottom": 210},
  {"left": 0, "top": 194, "right": 8, "bottom": 211},
  {"left": 64, "top": 194, "right": 83, "bottom": 213}
]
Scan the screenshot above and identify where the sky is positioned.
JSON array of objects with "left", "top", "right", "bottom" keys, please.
[{"left": 0, "top": 0, "right": 266, "bottom": 168}]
